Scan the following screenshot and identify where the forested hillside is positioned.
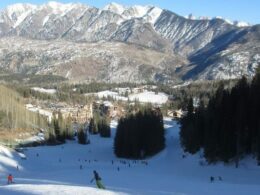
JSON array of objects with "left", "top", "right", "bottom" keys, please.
[
  {"left": 180, "top": 67, "right": 260, "bottom": 166},
  {"left": 0, "top": 85, "right": 48, "bottom": 144}
]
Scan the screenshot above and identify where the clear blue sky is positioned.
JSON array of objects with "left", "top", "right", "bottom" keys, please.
[{"left": 1, "top": 0, "right": 259, "bottom": 24}]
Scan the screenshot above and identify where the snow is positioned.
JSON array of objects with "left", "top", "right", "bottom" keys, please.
[
  {"left": 143, "top": 7, "right": 162, "bottom": 24},
  {"left": 184, "top": 14, "right": 251, "bottom": 28},
  {"left": 103, "top": 2, "right": 161, "bottom": 23},
  {"left": 85, "top": 90, "right": 128, "bottom": 101},
  {"left": 234, "top": 21, "right": 250, "bottom": 27},
  {"left": 129, "top": 91, "right": 168, "bottom": 104},
  {"left": 3, "top": 1, "right": 87, "bottom": 28},
  {"left": 1, "top": 184, "right": 126, "bottom": 195},
  {"left": 39, "top": 1, "right": 82, "bottom": 16},
  {"left": 0, "top": 145, "right": 22, "bottom": 173},
  {"left": 114, "top": 87, "right": 131, "bottom": 95},
  {"left": 13, "top": 10, "right": 31, "bottom": 28},
  {"left": 5, "top": 3, "right": 36, "bottom": 28},
  {"left": 17, "top": 133, "right": 45, "bottom": 146},
  {"left": 6, "top": 3, "right": 35, "bottom": 20},
  {"left": 42, "top": 15, "right": 50, "bottom": 26},
  {"left": 31, "top": 87, "right": 56, "bottom": 94},
  {"left": 25, "top": 104, "right": 53, "bottom": 122},
  {"left": 103, "top": 101, "right": 114, "bottom": 108},
  {"left": 122, "top": 5, "right": 151, "bottom": 19},
  {"left": 1, "top": 119, "right": 260, "bottom": 194},
  {"left": 46, "top": 1, "right": 72, "bottom": 12},
  {"left": 224, "top": 19, "right": 233, "bottom": 25},
  {"left": 103, "top": 2, "right": 126, "bottom": 15},
  {"left": 130, "top": 5, "right": 150, "bottom": 18},
  {"left": 85, "top": 90, "right": 168, "bottom": 104}
]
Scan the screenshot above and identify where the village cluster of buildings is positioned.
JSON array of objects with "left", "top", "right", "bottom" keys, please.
[
  {"left": 26, "top": 85, "right": 188, "bottom": 125},
  {"left": 26, "top": 98, "right": 185, "bottom": 126},
  {"left": 25, "top": 100, "right": 125, "bottom": 124}
]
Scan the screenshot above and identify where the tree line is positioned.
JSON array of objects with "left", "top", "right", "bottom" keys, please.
[
  {"left": 47, "top": 112, "right": 74, "bottom": 144},
  {"left": 180, "top": 68, "right": 260, "bottom": 166},
  {"left": 114, "top": 107, "right": 165, "bottom": 159},
  {"left": 89, "top": 111, "right": 111, "bottom": 138},
  {"left": 0, "top": 85, "right": 48, "bottom": 131}
]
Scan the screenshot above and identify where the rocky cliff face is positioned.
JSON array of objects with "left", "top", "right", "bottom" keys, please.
[{"left": 0, "top": 2, "right": 259, "bottom": 83}]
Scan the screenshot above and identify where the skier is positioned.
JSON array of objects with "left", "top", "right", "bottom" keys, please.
[
  {"left": 90, "top": 170, "right": 105, "bottom": 189},
  {"left": 7, "top": 174, "right": 13, "bottom": 184}
]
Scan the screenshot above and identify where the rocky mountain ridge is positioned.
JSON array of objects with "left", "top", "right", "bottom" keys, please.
[{"left": 0, "top": 2, "right": 259, "bottom": 83}]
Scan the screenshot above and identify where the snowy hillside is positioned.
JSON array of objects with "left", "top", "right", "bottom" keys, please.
[
  {"left": 85, "top": 90, "right": 168, "bottom": 104},
  {"left": 129, "top": 91, "right": 168, "bottom": 104},
  {"left": 1, "top": 119, "right": 260, "bottom": 194},
  {"left": 85, "top": 90, "right": 128, "bottom": 101}
]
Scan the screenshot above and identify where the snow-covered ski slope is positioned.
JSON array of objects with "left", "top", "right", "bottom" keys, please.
[{"left": 1, "top": 119, "right": 260, "bottom": 195}]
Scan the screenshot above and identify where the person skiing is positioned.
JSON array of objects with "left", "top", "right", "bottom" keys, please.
[
  {"left": 7, "top": 174, "right": 13, "bottom": 184},
  {"left": 90, "top": 170, "right": 105, "bottom": 189}
]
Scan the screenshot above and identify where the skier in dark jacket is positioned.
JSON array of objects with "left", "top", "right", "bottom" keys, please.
[{"left": 91, "top": 170, "right": 105, "bottom": 189}]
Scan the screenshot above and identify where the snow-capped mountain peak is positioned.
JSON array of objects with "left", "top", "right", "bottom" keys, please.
[
  {"left": 122, "top": 5, "right": 152, "bottom": 19},
  {"left": 143, "top": 6, "right": 162, "bottom": 24},
  {"left": 103, "top": 3, "right": 162, "bottom": 24},
  {"left": 103, "top": 3, "right": 161, "bottom": 22},
  {"left": 5, "top": 3, "right": 36, "bottom": 21},
  {"left": 233, "top": 21, "right": 250, "bottom": 27},
  {"left": 0, "top": 2, "right": 258, "bottom": 83},
  {"left": 40, "top": 1, "right": 77, "bottom": 14},
  {"left": 103, "top": 2, "right": 126, "bottom": 15}
]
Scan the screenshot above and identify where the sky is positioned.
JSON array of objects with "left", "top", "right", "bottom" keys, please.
[{"left": 0, "top": 0, "right": 259, "bottom": 24}]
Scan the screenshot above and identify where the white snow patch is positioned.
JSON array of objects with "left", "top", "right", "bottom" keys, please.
[
  {"left": 42, "top": 15, "right": 50, "bottom": 26},
  {"left": 121, "top": 5, "right": 151, "bottom": 19},
  {"left": 103, "top": 101, "right": 114, "bottom": 107},
  {"left": 18, "top": 133, "right": 45, "bottom": 145},
  {"left": 1, "top": 184, "right": 128, "bottom": 195},
  {"left": 0, "top": 145, "right": 23, "bottom": 174},
  {"left": 103, "top": 2, "right": 126, "bottom": 15},
  {"left": 5, "top": 3, "right": 36, "bottom": 27},
  {"left": 85, "top": 90, "right": 128, "bottom": 101},
  {"left": 129, "top": 91, "right": 168, "bottom": 104},
  {"left": 234, "top": 21, "right": 250, "bottom": 27},
  {"left": 6, "top": 3, "right": 36, "bottom": 20},
  {"left": 31, "top": 87, "right": 56, "bottom": 94},
  {"left": 13, "top": 10, "right": 31, "bottom": 28},
  {"left": 143, "top": 7, "right": 162, "bottom": 24},
  {"left": 39, "top": 1, "right": 83, "bottom": 15},
  {"left": 26, "top": 104, "right": 53, "bottom": 122}
]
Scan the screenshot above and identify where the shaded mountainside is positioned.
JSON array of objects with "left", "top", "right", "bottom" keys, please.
[
  {"left": 0, "top": 2, "right": 259, "bottom": 83},
  {"left": 0, "top": 38, "right": 186, "bottom": 83}
]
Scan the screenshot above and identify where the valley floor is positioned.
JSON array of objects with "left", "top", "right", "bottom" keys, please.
[{"left": 0, "top": 119, "right": 260, "bottom": 195}]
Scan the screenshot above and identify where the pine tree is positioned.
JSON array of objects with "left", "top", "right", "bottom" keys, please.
[
  {"left": 251, "top": 66, "right": 260, "bottom": 164},
  {"left": 114, "top": 107, "right": 165, "bottom": 159},
  {"left": 89, "top": 118, "right": 97, "bottom": 134},
  {"left": 77, "top": 127, "right": 87, "bottom": 144},
  {"left": 179, "top": 68, "right": 260, "bottom": 165},
  {"left": 99, "top": 117, "right": 111, "bottom": 138}
]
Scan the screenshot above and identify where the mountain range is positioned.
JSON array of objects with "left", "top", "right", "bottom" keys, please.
[{"left": 0, "top": 1, "right": 259, "bottom": 83}]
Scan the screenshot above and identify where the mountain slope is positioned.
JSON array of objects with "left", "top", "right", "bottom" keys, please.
[
  {"left": 0, "top": 2, "right": 259, "bottom": 83},
  {"left": 0, "top": 37, "right": 186, "bottom": 83},
  {"left": 185, "top": 25, "right": 260, "bottom": 80},
  {"left": 1, "top": 119, "right": 260, "bottom": 194}
]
